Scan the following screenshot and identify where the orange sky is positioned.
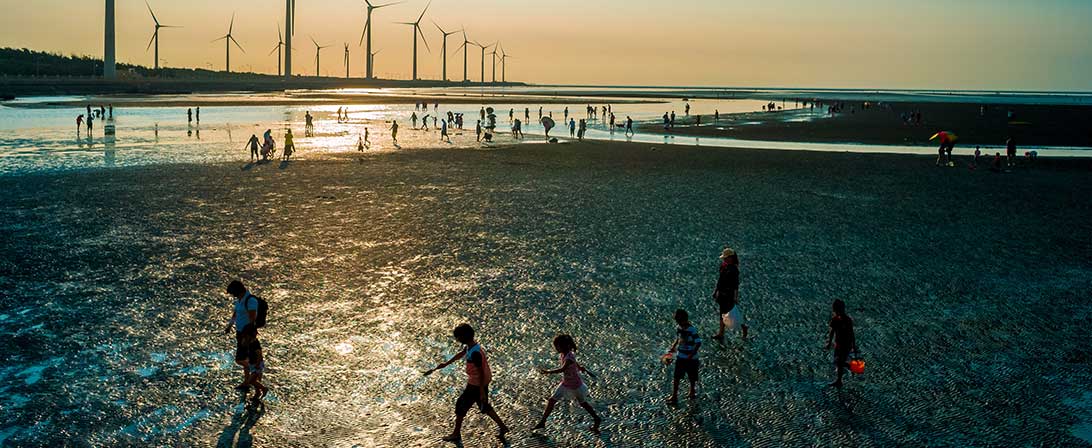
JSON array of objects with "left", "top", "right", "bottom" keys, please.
[{"left": 1, "top": 0, "right": 1090, "bottom": 90}]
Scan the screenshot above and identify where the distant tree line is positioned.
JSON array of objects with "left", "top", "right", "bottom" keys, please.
[{"left": 0, "top": 47, "right": 276, "bottom": 80}]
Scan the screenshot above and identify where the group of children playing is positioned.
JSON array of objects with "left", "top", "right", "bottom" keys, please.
[{"left": 415, "top": 247, "right": 860, "bottom": 444}]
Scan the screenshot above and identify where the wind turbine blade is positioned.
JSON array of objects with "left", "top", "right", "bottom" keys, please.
[
  {"left": 374, "top": 0, "right": 402, "bottom": 8},
  {"left": 146, "top": 1, "right": 160, "bottom": 26},
  {"left": 433, "top": 21, "right": 444, "bottom": 34},
  {"left": 416, "top": 1, "right": 430, "bottom": 23},
  {"left": 229, "top": 13, "right": 236, "bottom": 34},
  {"left": 418, "top": 27, "right": 431, "bottom": 52},
  {"left": 231, "top": 36, "right": 245, "bottom": 53},
  {"left": 311, "top": 36, "right": 318, "bottom": 47},
  {"left": 212, "top": 36, "right": 228, "bottom": 43},
  {"left": 146, "top": 31, "right": 157, "bottom": 52},
  {"left": 359, "top": 21, "right": 369, "bottom": 46},
  {"left": 278, "top": 24, "right": 283, "bottom": 42}
]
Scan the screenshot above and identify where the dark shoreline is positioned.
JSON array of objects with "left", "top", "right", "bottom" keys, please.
[{"left": 637, "top": 100, "right": 1092, "bottom": 148}]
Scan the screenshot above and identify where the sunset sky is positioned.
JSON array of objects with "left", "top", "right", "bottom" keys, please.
[{"left": 1, "top": 0, "right": 1090, "bottom": 90}]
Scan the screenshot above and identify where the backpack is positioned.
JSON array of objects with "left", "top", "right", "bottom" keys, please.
[{"left": 249, "top": 293, "right": 269, "bottom": 329}]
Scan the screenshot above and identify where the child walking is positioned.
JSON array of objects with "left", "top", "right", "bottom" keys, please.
[
  {"left": 823, "top": 299, "right": 858, "bottom": 388},
  {"left": 240, "top": 327, "right": 269, "bottom": 401},
  {"left": 424, "top": 324, "right": 509, "bottom": 443},
  {"left": 533, "top": 334, "right": 602, "bottom": 433},
  {"left": 666, "top": 309, "right": 701, "bottom": 404}
]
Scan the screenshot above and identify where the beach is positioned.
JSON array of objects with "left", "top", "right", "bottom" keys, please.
[{"left": 2, "top": 140, "right": 1091, "bottom": 446}]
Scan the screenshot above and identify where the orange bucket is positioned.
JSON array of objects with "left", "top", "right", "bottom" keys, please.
[{"left": 849, "top": 358, "right": 865, "bottom": 375}]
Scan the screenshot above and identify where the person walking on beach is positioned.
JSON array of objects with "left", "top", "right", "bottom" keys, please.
[
  {"left": 357, "top": 135, "right": 366, "bottom": 152},
  {"left": 187, "top": 108, "right": 193, "bottom": 124},
  {"left": 665, "top": 309, "right": 701, "bottom": 404},
  {"left": 577, "top": 119, "right": 586, "bottom": 140},
  {"left": 1006, "top": 137, "right": 1017, "bottom": 167},
  {"left": 685, "top": 102, "right": 690, "bottom": 116},
  {"left": 714, "top": 110, "right": 719, "bottom": 122},
  {"left": 87, "top": 105, "right": 92, "bottom": 119},
  {"left": 625, "top": 116, "right": 633, "bottom": 137},
  {"left": 480, "top": 107, "right": 486, "bottom": 122},
  {"left": 364, "top": 127, "right": 369, "bottom": 145},
  {"left": 421, "top": 114, "right": 431, "bottom": 131},
  {"left": 663, "top": 113, "right": 670, "bottom": 131},
  {"left": 411, "top": 112, "right": 418, "bottom": 129},
  {"left": 513, "top": 118, "right": 523, "bottom": 139},
  {"left": 564, "top": 107, "right": 569, "bottom": 123},
  {"left": 476, "top": 120, "right": 483, "bottom": 142},
  {"left": 539, "top": 106, "right": 543, "bottom": 118},
  {"left": 196, "top": 107, "right": 200, "bottom": 123},
  {"left": 424, "top": 324, "right": 510, "bottom": 443},
  {"left": 86, "top": 114, "right": 94, "bottom": 136},
  {"left": 823, "top": 299, "right": 858, "bottom": 388},
  {"left": 569, "top": 118, "right": 576, "bottom": 138},
  {"left": 532, "top": 334, "right": 602, "bottom": 433},
  {"left": 246, "top": 134, "right": 261, "bottom": 162},
  {"left": 441, "top": 119, "right": 451, "bottom": 143},
  {"left": 525, "top": 107, "right": 530, "bottom": 121},
  {"left": 224, "top": 280, "right": 260, "bottom": 390},
  {"left": 390, "top": 121, "right": 399, "bottom": 143},
  {"left": 76, "top": 115, "right": 84, "bottom": 137},
  {"left": 609, "top": 113, "right": 616, "bottom": 133},
  {"left": 283, "top": 129, "right": 295, "bottom": 161},
  {"left": 712, "top": 247, "right": 748, "bottom": 342}
]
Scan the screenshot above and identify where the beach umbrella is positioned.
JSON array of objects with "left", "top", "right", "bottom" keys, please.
[
  {"left": 929, "top": 131, "right": 958, "bottom": 144},
  {"left": 541, "top": 116, "right": 555, "bottom": 131}
]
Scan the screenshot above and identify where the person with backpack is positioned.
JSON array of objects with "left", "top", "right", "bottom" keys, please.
[{"left": 225, "top": 280, "right": 267, "bottom": 390}]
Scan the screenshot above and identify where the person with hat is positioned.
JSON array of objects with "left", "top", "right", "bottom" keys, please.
[{"left": 712, "top": 247, "right": 748, "bottom": 342}]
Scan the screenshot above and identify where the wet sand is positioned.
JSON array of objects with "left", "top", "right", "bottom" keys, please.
[
  {"left": 1, "top": 142, "right": 1091, "bottom": 446},
  {"left": 638, "top": 101, "right": 1092, "bottom": 148}
]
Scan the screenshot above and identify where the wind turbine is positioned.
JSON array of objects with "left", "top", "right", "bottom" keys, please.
[
  {"left": 456, "top": 30, "right": 471, "bottom": 82},
  {"left": 370, "top": 48, "right": 381, "bottom": 76},
  {"left": 489, "top": 43, "right": 499, "bottom": 83},
  {"left": 104, "top": 0, "right": 116, "bottom": 79},
  {"left": 434, "top": 21, "right": 458, "bottom": 82},
  {"left": 359, "top": 0, "right": 400, "bottom": 80},
  {"left": 145, "top": 2, "right": 179, "bottom": 70},
  {"left": 311, "top": 37, "right": 330, "bottom": 77},
  {"left": 396, "top": 1, "right": 430, "bottom": 81},
  {"left": 213, "top": 13, "right": 245, "bottom": 73},
  {"left": 474, "top": 41, "right": 493, "bottom": 84},
  {"left": 284, "top": 0, "right": 295, "bottom": 78},
  {"left": 500, "top": 47, "right": 511, "bottom": 83},
  {"left": 270, "top": 25, "right": 285, "bottom": 76},
  {"left": 343, "top": 43, "right": 350, "bottom": 78}
]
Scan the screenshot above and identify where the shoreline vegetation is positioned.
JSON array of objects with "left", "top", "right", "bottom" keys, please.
[{"left": 0, "top": 47, "right": 525, "bottom": 98}]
